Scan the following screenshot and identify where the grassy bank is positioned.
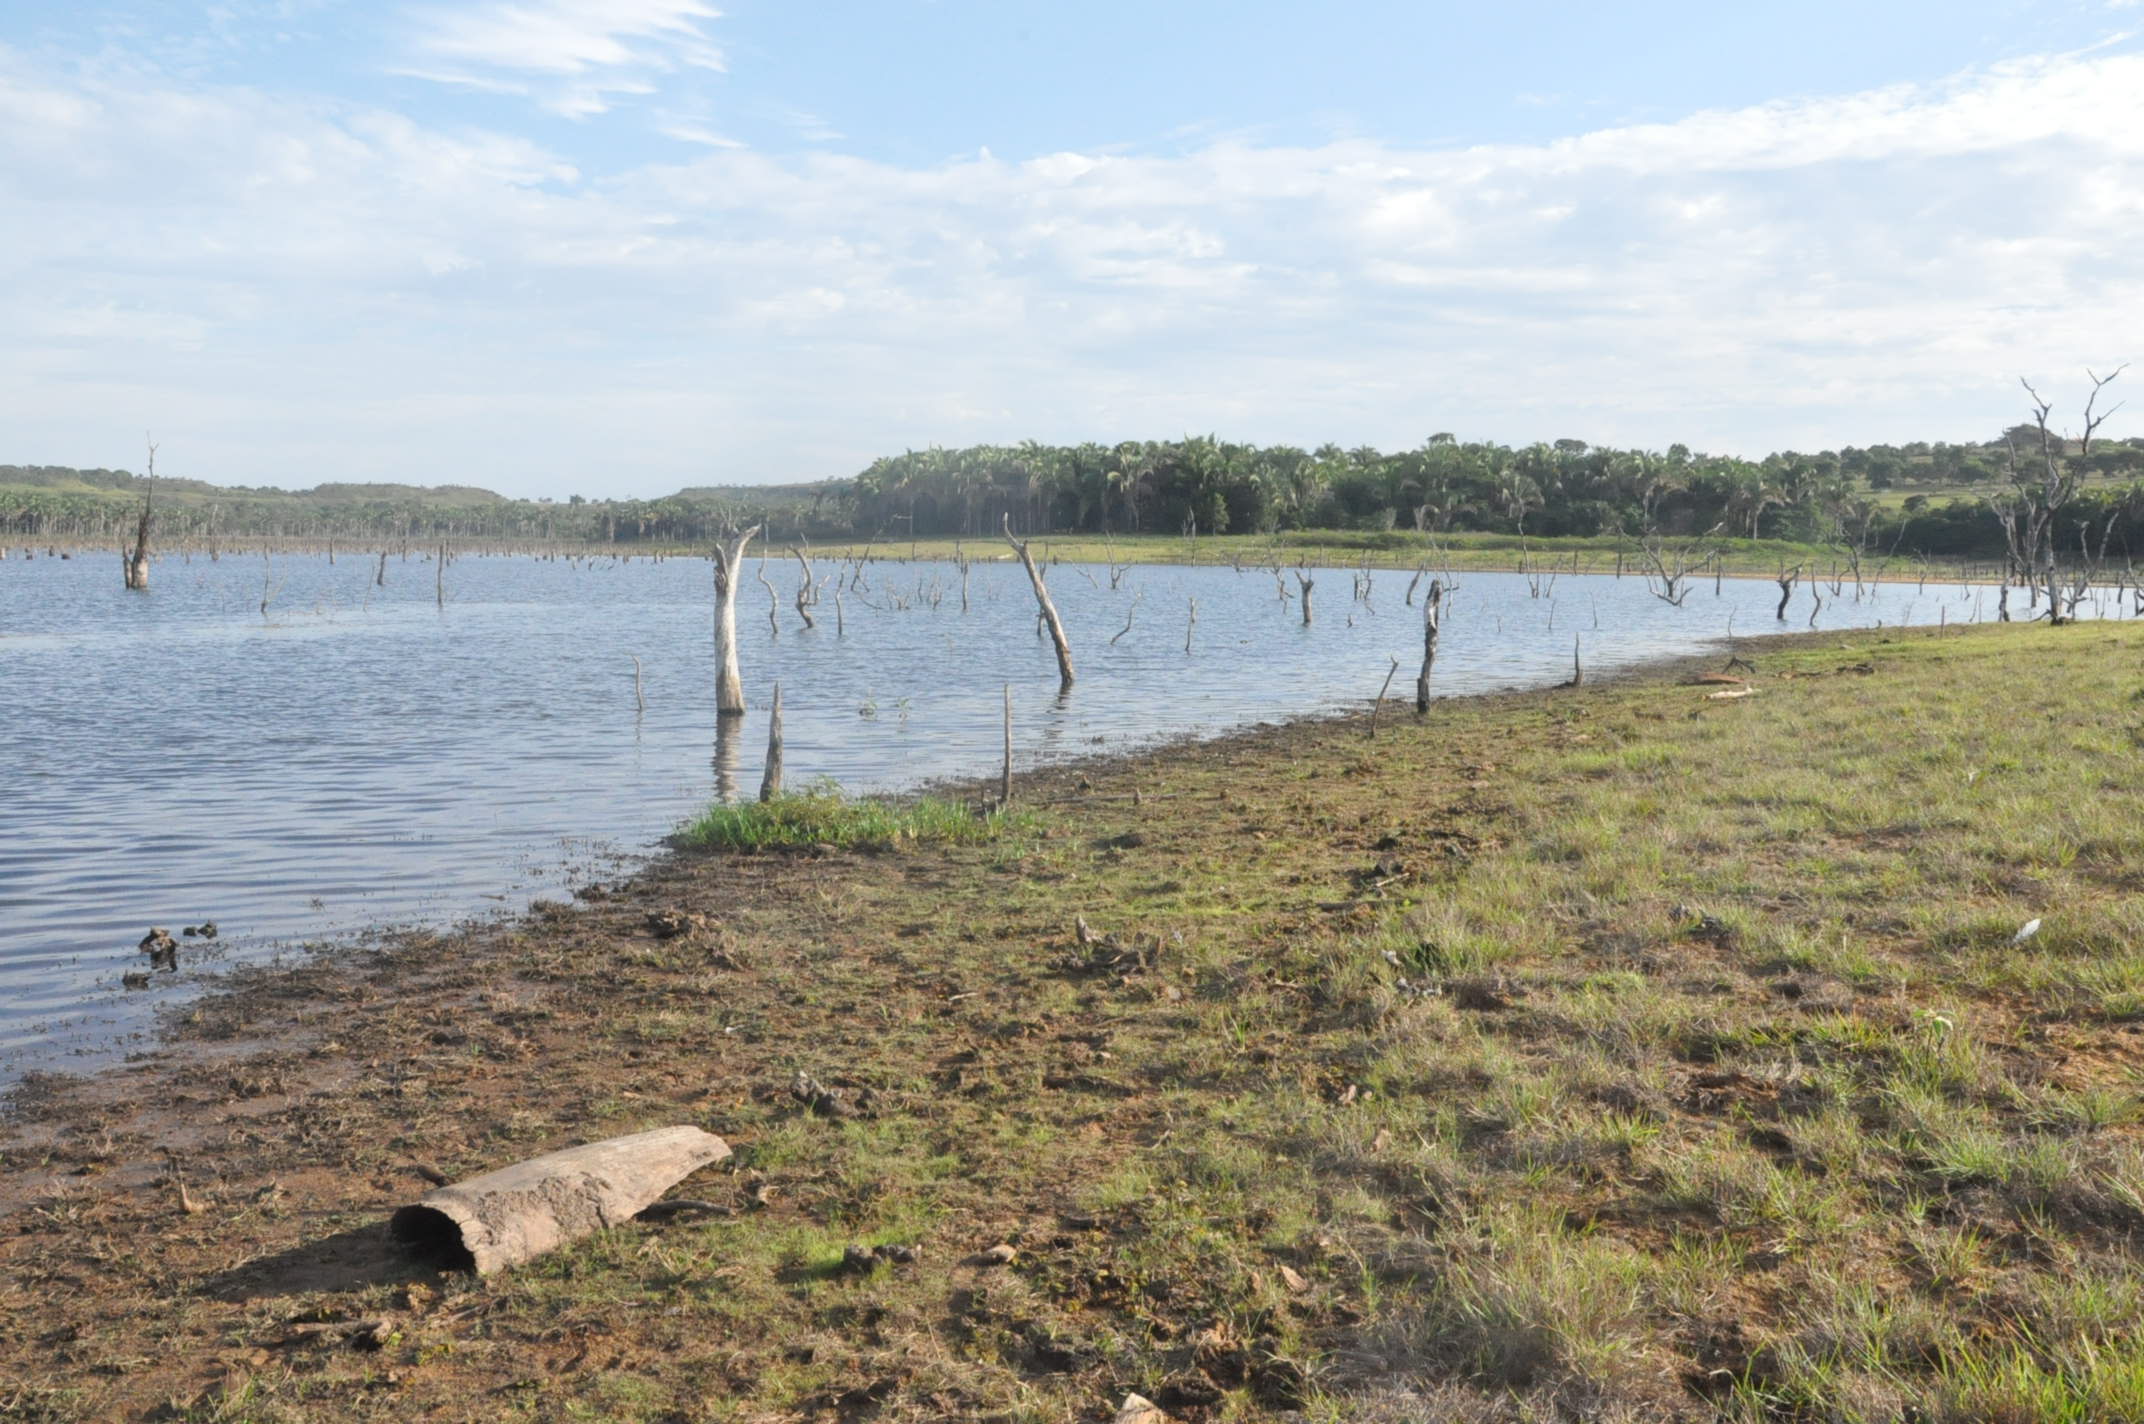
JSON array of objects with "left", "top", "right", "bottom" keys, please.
[
  {"left": 5, "top": 621, "right": 2143, "bottom": 1421},
  {"left": 805, "top": 528, "right": 1995, "bottom": 581}
]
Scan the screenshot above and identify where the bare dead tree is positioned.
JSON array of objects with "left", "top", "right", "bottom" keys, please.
[
  {"left": 1004, "top": 513, "right": 1075, "bottom": 690},
  {"left": 1110, "top": 588, "right": 1144, "bottom": 645},
  {"left": 711, "top": 524, "right": 762, "bottom": 716},
  {"left": 792, "top": 546, "right": 818, "bottom": 630},
  {"left": 124, "top": 437, "right": 156, "bottom": 590},
  {"left": 1775, "top": 564, "right": 1800, "bottom": 621},
  {"left": 1638, "top": 524, "right": 1723, "bottom": 606},
  {"left": 2059, "top": 481, "right": 2139, "bottom": 617},
  {"left": 1000, "top": 684, "right": 1013, "bottom": 804},
  {"left": 755, "top": 557, "right": 781, "bottom": 637},
  {"left": 1415, "top": 578, "right": 1445, "bottom": 713},
  {"left": 1295, "top": 568, "right": 1314, "bottom": 625},
  {"left": 1993, "top": 367, "right": 2125, "bottom": 626},
  {"left": 1369, "top": 657, "right": 1400, "bottom": 738},
  {"left": 260, "top": 548, "right": 284, "bottom": 618},
  {"left": 759, "top": 683, "right": 784, "bottom": 801}
]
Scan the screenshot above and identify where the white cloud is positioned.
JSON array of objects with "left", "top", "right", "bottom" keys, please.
[
  {"left": 399, "top": 0, "right": 724, "bottom": 117},
  {"left": 0, "top": 44, "right": 2140, "bottom": 492},
  {"left": 656, "top": 119, "right": 744, "bottom": 148}
]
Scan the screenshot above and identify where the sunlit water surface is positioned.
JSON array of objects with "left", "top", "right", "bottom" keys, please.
[{"left": 0, "top": 548, "right": 2094, "bottom": 1080}]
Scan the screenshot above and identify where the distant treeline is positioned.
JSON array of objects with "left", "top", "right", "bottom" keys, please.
[{"left": 7, "top": 426, "right": 2144, "bottom": 560}]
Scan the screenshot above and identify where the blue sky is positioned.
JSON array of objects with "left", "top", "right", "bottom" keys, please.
[{"left": 2, "top": 1, "right": 2139, "bottom": 497}]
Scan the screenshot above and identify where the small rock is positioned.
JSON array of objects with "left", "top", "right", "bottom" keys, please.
[
  {"left": 789, "top": 1069, "right": 850, "bottom": 1118},
  {"left": 838, "top": 1243, "right": 881, "bottom": 1276},
  {"left": 182, "top": 921, "right": 218, "bottom": 940},
  {"left": 977, "top": 1243, "right": 1018, "bottom": 1267},
  {"left": 1114, "top": 1393, "right": 1169, "bottom": 1424},
  {"left": 121, "top": 970, "right": 152, "bottom": 991},
  {"left": 1277, "top": 1264, "right": 1310, "bottom": 1294}
]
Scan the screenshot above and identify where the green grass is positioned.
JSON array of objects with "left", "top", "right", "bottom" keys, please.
[
  {"left": 675, "top": 782, "right": 1025, "bottom": 851},
  {"left": 16, "top": 621, "right": 2144, "bottom": 1423}
]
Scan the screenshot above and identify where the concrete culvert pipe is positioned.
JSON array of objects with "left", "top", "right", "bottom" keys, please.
[{"left": 391, "top": 1126, "right": 731, "bottom": 1274}]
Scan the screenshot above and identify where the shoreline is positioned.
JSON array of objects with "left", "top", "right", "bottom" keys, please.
[
  {"left": 0, "top": 618, "right": 2066, "bottom": 1137},
  {"left": 0, "top": 616, "right": 1864, "bottom": 1100},
  {"left": 7, "top": 618, "right": 2142, "bottom": 1422},
  {"left": 0, "top": 622, "right": 1834, "bottom": 1168}
]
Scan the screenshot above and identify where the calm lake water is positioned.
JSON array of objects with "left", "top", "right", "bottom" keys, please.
[{"left": 0, "top": 547, "right": 2091, "bottom": 1080}]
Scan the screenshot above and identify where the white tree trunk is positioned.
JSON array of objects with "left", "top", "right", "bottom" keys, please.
[
  {"left": 711, "top": 526, "right": 760, "bottom": 716},
  {"left": 1003, "top": 514, "right": 1075, "bottom": 690}
]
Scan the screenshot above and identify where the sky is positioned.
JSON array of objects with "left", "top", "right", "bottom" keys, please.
[{"left": 1, "top": 1, "right": 2140, "bottom": 499}]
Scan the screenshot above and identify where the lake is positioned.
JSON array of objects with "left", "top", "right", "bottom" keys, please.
[{"left": 0, "top": 546, "right": 2089, "bottom": 1080}]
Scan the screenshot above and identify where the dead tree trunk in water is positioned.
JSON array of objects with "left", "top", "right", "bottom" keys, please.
[
  {"left": 1775, "top": 565, "right": 1799, "bottom": 620},
  {"left": 1415, "top": 579, "right": 1444, "bottom": 713},
  {"left": 1000, "top": 684, "right": 1013, "bottom": 805},
  {"left": 711, "top": 525, "right": 762, "bottom": 716},
  {"left": 759, "top": 683, "right": 784, "bottom": 802},
  {"left": 1296, "top": 570, "right": 1314, "bottom": 625},
  {"left": 792, "top": 546, "right": 817, "bottom": 630},
  {"left": 1004, "top": 514, "right": 1075, "bottom": 691},
  {"left": 755, "top": 558, "right": 780, "bottom": 638},
  {"left": 124, "top": 439, "right": 156, "bottom": 590}
]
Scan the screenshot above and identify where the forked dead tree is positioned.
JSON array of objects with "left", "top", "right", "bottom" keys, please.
[
  {"left": 711, "top": 524, "right": 762, "bottom": 716},
  {"left": 1993, "top": 367, "right": 2125, "bottom": 625},
  {"left": 1638, "top": 524, "right": 1722, "bottom": 606},
  {"left": 1003, "top": 513, "right": 1075, "bottom": 690},
  {"left": 1775, "top": 564, "right": 1800, "bottom": 621},
  {"left": 791, "top": 547, "right": 818, "bottom": 630}
]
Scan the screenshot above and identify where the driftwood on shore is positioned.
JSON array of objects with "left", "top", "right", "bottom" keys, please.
[{"left": 391, "top": 1125, "right": 731, "bottom": 1274}]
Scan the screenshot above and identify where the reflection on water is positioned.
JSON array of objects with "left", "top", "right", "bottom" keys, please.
[
  {"left": 0, "top": 548, "right": 2115, "bottom": 1079},
  {"left": 713, "top": 713, "right": 742, "bottom": 807}
]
